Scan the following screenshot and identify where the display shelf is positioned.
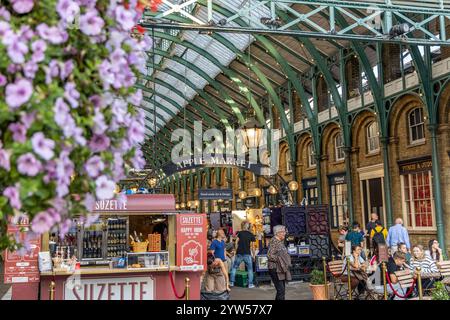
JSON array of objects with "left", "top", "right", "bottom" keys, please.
[
  {"left": 40, "top": 265, "right": 180, "bottom": 276},
  {"left": 126, "top": 251, "right": 169, "bottom": 270}
]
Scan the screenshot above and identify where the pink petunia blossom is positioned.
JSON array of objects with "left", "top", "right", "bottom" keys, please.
[
  {"left": 31, "top": 132, "right": 55, "bottom": 161},
  {"left": 56, "top": 0, "right": 80, "bottom": 23},
  {"left": 79, "top": 10, "right": 104, "bottom": 36},
  {"left": 5, "top": 78, "right": 33, "bottom": 109},
  {"left": 8, "top": 122, "right": 27, "bottom": 143},
  {"left": 31, "top": 210, "right": 56, "bottom": 234},
  {"left": 11, "top": 0, "right": 35, "bottom": 14},
  {"left": 3, "top": 185, "right": 21, "bottom": 210},
  {"left": 84, "top": 155, "right": 105, "bottom": 178},
  {"left": 0, "top": 147, "right": 11, "bottom": 170},
  {"left": 95, "top": 175, "right": 115, "bottom": 200},
  {"left": 88, "top": 134, "right": 110, "bottom": 152},
  {"left": 17, "top": 153, "right": 42, "bottom": 176}
]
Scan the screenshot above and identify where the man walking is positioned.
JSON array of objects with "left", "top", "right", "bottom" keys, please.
[
  {"left": 229, "top": 222, "right": 256, "bottom": 288},
  {"left": 386, "top": 218, "right": 410, "bottom": 254}
]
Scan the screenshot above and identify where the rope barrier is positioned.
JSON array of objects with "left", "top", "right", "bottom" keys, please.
[
  {"left": 326, "top": 260, "right": 348, "bottom": 278},
  {"left": 385, "top": 271, "right": 416, "bottom": 299},
  {"left": 168, "top": 271, "right": 186, "bottom": 299}
]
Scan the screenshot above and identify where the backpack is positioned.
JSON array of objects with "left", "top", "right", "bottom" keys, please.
[{"left": 372, "top": 227, "right": 386, "bottom": 246}]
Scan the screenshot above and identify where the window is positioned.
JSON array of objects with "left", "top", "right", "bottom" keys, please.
[
  {"left": 307, "top": 143, "right": 317, "bottom": 168},
  {"left": 366, "top": 121, "right": 380, "bottom": 153},
  {"left": 408, "top": 107, "right": 425, "bottom": 144},
  {"left": 330, "top": 183, "right": 348, "bottom": 228},
  {"left": 305, "top": 187, "right": 318, "bottom": 205},
  {"left": 334, "top": 133, "right": 345, "bottom": 161},
  {"left": 401, "top": 171, "right": 435, "bottom": 229},
  {"left": 286, "top": 151, "right": 292, "bottom": 173}
]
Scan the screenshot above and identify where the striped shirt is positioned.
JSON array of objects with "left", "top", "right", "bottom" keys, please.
[{"left": 409, "top": 256, "right": 439, "bottom": 274}]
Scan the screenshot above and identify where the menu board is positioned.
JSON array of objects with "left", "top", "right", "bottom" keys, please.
[
  {"left": 4, "top": 223, "right": 41, "bottom": 284},
  {"left": 176, "top": 214, "right": 207, "bottom": 271}
]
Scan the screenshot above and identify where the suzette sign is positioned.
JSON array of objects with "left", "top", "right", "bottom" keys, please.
[
  {"left": 176, "top": 214, "right": 207, "bottom": 271},
  {"left": 64, "top": 277, "right": 154, "bottom": 300}
]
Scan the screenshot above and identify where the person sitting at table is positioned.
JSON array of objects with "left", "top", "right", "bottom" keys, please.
[
  {"left": 398, "top": 242, "right": 412, "bottom": 266},
  {"left": 341, "top": 245, "right": 368, "bottom": 298},
  {"left": 426, "top": 239, "right": 444, "bottom": 263},
  {"left": 409, "top": 245, "right": 440, "bottom": 291},
  {"left": 373, "top": 251, "right": 411, "bottom": 300}
]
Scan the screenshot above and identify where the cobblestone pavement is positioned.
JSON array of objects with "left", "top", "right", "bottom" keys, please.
[
  {"left": 230, "top": 281, "right": 313, "bottom": 300},
  {"left": 0, "top": 259, "right": 12, "bottom": 300}
]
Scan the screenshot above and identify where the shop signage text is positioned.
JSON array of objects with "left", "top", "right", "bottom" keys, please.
[
  {"left": 302, "top": 178, "right": 317, "bottom": 189},
  {"left": 177, "top": 214, "right": 207, "bottom": 271},
  {"left": 95, "top": 199, "right": 127, "bottom": 211},
  {"left": 64, "top": 277, "right": 154, "bottom": 300},
  {"left": 4, "top": 224, "right": 40, "bottom": 284},
  {"left": 198, "top": 189, "right": 233, "bottom": 200},
  {"left": 399, "top": 158, "right": 432, "bottom": 174},
  {"left": 329, "top": 174, "right": 347, "bottom": 185}
]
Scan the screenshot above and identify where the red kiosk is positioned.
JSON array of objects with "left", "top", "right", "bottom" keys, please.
[{"left": 5, "top": 194, "right": 207, "bottom": 300}]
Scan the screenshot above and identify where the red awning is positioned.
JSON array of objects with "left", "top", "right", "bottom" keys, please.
[{"left": 94, "top": 194, "right": 176, "bottom": 213}]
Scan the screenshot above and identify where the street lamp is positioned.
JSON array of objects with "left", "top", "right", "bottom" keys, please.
[
  {"left": 268, "top": 185, "right": 278, "bottom": 195},
  {"left": 238, "top": 191, "right": 248, "bottom": 199},
  {"left": 241, "top": 117, "right": 263, "bottom": 149},
  {"left": 148, "top": 177, "right": 158, "bottom": 188},
  {"left": 288, "top": 181, "right": 299, "bottom": 192}
]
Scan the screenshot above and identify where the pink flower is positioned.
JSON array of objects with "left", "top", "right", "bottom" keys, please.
[
  {"left": 84, "top": 155, "right": 104, "bottom": 178},
  {"left": 84, "top": 214, "right": 99, "bottom": 227},
  {"left": 79, "top": 10, "right": 104, "bottom": 36},
  {"left": 17, "top": 152, "right": 42, "bottom": 176},
  {"left": 11, "top": 0, "right": 35, "bottom": 14},
  {"left": 31, "top": 210, "right": 57, "bottom": 234},
  {"left": 31, "top": 132, "right": 55, "bottom": 161},
  {"left": 83, "top": 193, "right": 96, "bottom": 212},
  {"left": 131, "top": 149, "right": 146, "bottom": 169},
  {"left": 95, "top": 175, "right": 115, "bottom": 200},
  {"left": 128, "top": 119, "right": 145, "bottom": 144},
  {"left": 0, "top": 73, "right": 6, "bottom": 87},
  {"left": 0, "top": 148, "right": 11, "bottom": 170},
  {"left": 3, "top": 186, "right": 21, "bottom": 210},
  {"left": 58, "top": 219, "right": 72, "bottom": 239},
  {"left": 8, "top": 122, "right": 27, "bottom": 143},
  {"left": 56, "top": 0, "right": 80, "bottom": 23},
  {"left": 115, "top": 5, "right": 135, "bottom": 31},
  {"left": 88, "top": 134, "right": 110, "bottom": 152},
  {"left": 5, "top": 78, "right": 33, "bottom": 109},
  {"left": 64, "top": 82, "right": 80, "bottom": 108},
  {"left": 37, "top": 23, "right": 68, "bottom": 44}
]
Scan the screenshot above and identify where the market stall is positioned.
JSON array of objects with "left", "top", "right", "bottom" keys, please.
[{"left": 9, "top": 194, "right": 207, "bottom": 300}]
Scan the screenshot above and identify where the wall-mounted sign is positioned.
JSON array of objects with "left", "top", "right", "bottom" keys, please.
[
  {"left": 328, "top": 173, "right": 347, "bottom": 185},
  {"left": 163, "top": 154, "right": 267, "bottom": 176},
  {"left": 198, "top": 189, "right": 233, "bottom": 200},
  {"left": 176, "top": 214, "right": 207, "bottom": 271},
  {"left": 64, "top": 277, "right": 154, "bottom": 300},
  {"left": 398, "top": 157, "right": 432, "bottom": 175},
  {"left": 302, "top": 178, "right": 317, "bottom": 189}
]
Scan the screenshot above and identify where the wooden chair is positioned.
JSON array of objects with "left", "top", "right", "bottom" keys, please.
[
  {"left": 327, "top": 260, "right": 349, "bottom": 300},
  {"left": 393, "top": 270, "right": 415, "bottom": 299},
  {"left": 437, "top": 261, "right": 450, "bottom": 291}
]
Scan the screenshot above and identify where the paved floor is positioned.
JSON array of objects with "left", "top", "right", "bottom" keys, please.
[
  {"left": 0, "top": 259, "right": 11, "bottom": 300},
  {"left": 230, "top": 281, "right": 313, "bottom": 300}
]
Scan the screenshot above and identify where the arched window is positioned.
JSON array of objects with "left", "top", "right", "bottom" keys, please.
[
  {"left": 307, "top": 143, "right": 317, "bottom": 168},
  {"left": 408, "top": 107, "right": 425, "bottom": 144},
  {"left": 366, "top": 121, "right": 380, "bottom": 153},
  {"left": 334, "top": 133, "right": 345, "bottom": 161},
  {"left": 286, "top": 150, "right": 292, "bottom": 173}
]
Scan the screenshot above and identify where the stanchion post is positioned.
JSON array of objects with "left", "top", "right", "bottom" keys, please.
[
  {"left": 49, "top": 281, "right": 56, "bottom": 301},
  {"left": 322, "top": 257, "right": 328, "bottom": 300},
  {"left": 382, "top": 262, "right": 387, "bottom": 300},
  {"left": 416, "top": 267, "right": 423, "bottom": 300},
  {"left": 346, "top": 256, "right": 352, "bottom": 300},
  {"left": 185, "top": 277, "right": 190, "bottom": 301}
]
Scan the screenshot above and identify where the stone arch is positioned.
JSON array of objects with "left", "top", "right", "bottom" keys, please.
[
  {"left": 438, "top": 81, "right": 450, "bottom": 125},
  {"left": 389, "top": 94, "right": 429, "bottom": 140},
  {"left": 279, "top": 141, "right": 290, "bottom": 177},
  {"left": 351, "top": 110, "right": 379, "bottom": 156},
  {"left": 321, "top": 121, "right": 341, "bottom": 159}
]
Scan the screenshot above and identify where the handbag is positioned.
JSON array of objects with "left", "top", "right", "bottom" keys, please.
[{"left": 200, "top": 290, "right": 230, "bottom": 300}]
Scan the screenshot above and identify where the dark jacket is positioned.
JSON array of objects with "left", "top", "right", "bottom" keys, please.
[{"left": 267, "top": 237, "right": 292, "bottom": 281}]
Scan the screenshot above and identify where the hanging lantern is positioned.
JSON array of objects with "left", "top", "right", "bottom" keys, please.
[
  {"left": 288, "top": 181, "right": 299, "bottom": 192},
  {"left": 148, "top": 176, "right": 158, "bottom": 188},
  {"left": 180, "top": 202, "right": 186, "bottom": 209},
  {"left": 194, "top": 200, "right": 200, "bottom": 207},
  {"left": 241, "top": 117, "right": 263, "bottom": 149},
  {"left": 268, "top": 185, "right": 278, "bottom": 195},
  {"left": 175, "top": 203, "right": 180, "bottom": 210},
  {"left": 238, "top": 191, "right": 248, "bottom": 199},
  {"left": 254, "top": 188, "right": 262, "bottom": 197}
]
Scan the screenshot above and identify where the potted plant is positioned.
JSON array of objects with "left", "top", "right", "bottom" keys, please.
[
  {"left": 309, "top": 269, "right": 330, "bottom": 300},
  {"left": 431, "top": 282, "right": 450, "bottom": 300}
]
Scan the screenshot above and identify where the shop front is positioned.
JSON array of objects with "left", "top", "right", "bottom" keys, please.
[
  {"left": 328, "top": 173, "right": 349, "bottom": 229},
  {"left": 6, "top": 194, "right": 207, "bottom": 300},
  {"left": 302, "top": 178, "right": 319, "bottom": 206}
]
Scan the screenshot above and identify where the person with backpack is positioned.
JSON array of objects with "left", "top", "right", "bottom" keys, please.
[{"left": 370, "top": 220, "right": 387, "bottom": 261}]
